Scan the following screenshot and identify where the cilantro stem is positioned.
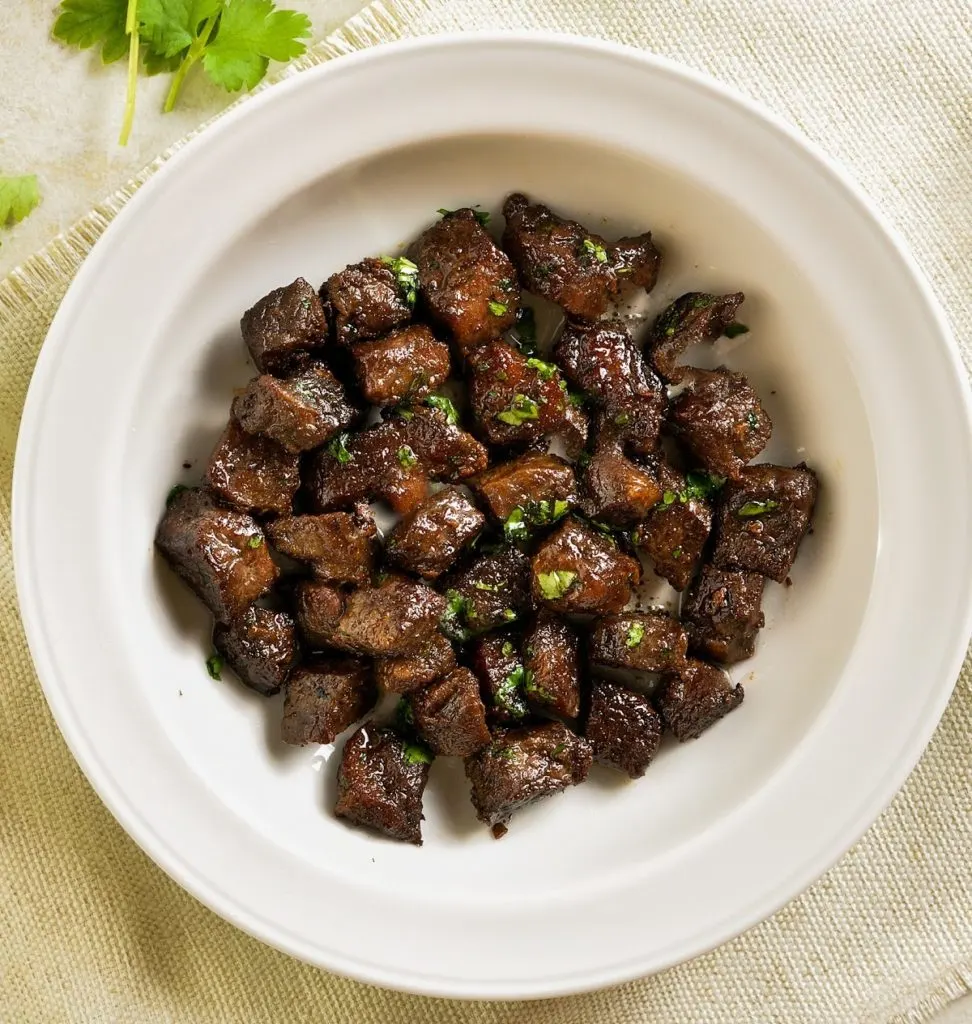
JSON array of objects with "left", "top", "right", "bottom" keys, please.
[
  {"left": 164, "top": 14, "right": 219, "bottom": 114},
  {"left": 118, "top": 0, "right": 140, "bottom": 146}
]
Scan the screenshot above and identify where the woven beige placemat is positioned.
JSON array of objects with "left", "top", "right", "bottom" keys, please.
[{"left": 2, "top": 2, "right": 971, "bottom": 1021}]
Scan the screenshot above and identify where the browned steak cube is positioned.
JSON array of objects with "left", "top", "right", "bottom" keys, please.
[
  {"left": 385, "top": 488, "right": 485, "bottom": 579},
  {"left": 294, "top": 580, "right": 345, "bottom": 648},
  {"left": 281, "top": 658, "right": 376, "bottom": 746},
  {"left": 585, "top": 679, "right": 662, "bottom": 778},
  {"left": 398, "top": 405, "right": 490, "bottom": 481},
  {"left": 668, "top": 368, "right": 772, "bottom": 479},
  {"left": 155, "top": 488, "right": 278, "bottom": 623},
  {"left": 205, "top": 418, "right": 300, "bottom": 516},
  {"left": 467, "top": 340, "right": 574, "bottom": 447},
  {"left": 440, "top": 546, "right": 533, "bottom": 640},
  {"left": 523, "top": 612, "right": 581, "bottom": 720},
  {"left": 531, "top": 518, "right": 640, "bottom": 615},
  {"left": 501, "top": 193, "right": 660, "bottom": 321},
  {"left": 409, "top": 667, "right": 491, "bottom": 757},
  {"left": 407, "top": 208, "right": 519, "bottom": 355},
  {"left": 374, "top": 632, "right": 456, "bottom": 695},
  {"left": 465, "top": 721, "right": 592, "bottom": 837},
  {"left": 554, "top": 320, "right": 665, "bottom": 454},
  {"left": 212, "top": 606, "right": 299, "bottom": 696},
  {"left": 589, "top": 611, "right": 688, "bottom": 674},
  {"left": 240, "top": 277, "right": 328, "bottom": 375},
  {"left": 232, "top": 364, "right": 359, "bottom": 454},
  {"left": 330, "top": 575, "right": 446, "bottom": 657},
  {"left": 648, "top": 291, "right": 746, "bottom": 381},
  {"left": 633, "top": 464, "right": 717, "bottom": 591},
  {"left": 712, "top": 463, "right": 819, "bottom": 582},
  {"left": 470, "top": 452, "right": 576, "bottom": 524},
  {"left": 656, "top": 659, "right": 744, "bottom": 740},
  {"left": 335, "top": 724, "right": 431, "bottom": 844},
  {"left": 579, "top": 444, "right": 662, "bottom": 527},
  {"left": 471, "top": 634, "right": 530, "bottom": 724},
  {"left": 681, "top": 564, "right": 765, "bottom": 664},
  {"left": 324, "top": 257, "right": 412, "bottom": 346},
  {"left": 350, "top": 324, "right": 451, "bottom": 406},
  {"left": 266, "top": 509, "right": 377, "bottom": 585}
]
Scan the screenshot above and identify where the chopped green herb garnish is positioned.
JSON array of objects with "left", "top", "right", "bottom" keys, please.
[
  {"left": 496, "top": 664, "right": 530, "bottom": 718},
  {"left": 724, "top": 322, "right": 750, "bottom": 339},
  {"left": 501, "top": 641, "right": 515, "bottom": 657},
  {"left": 247, "top": 535, "right": 264, "bottom": 549},
  {"left": 737, "top": 499, "right": 780, "bottom": 517},
  {"left": 625, "top": 622, "right": 645, "bottom": 648},
  {"left": 488, "top": 299, "right": 508, "bottom": 316},
  {"left": 503, "top": 498, "right": 569, "bottom": 542},
  {"left": 536, "top": 569, "right": 577, "bottom": 601},
  {"left": 503, "top": 506, "right": 529, "bottom": 544},
  {"left": 473, "top": 580, "right": 500, "bottom": 592},
  {"left": 582, "top": 238, "right": 608, "bottom": 263},
  {"left": 552, "top": 742, "right": 567, "bottom": 756},
  {"left": 166, "top": 483, "right": 188, "bottom": 506},
  {"left": 205, "top": 653, "right": 223, "bottom": 680},
  {"left": 746, "top": 410, "right": 761, "bottom": 430},
  {"left": 403, "top": 742, "right": 434, "bottom": 765},
  {"left": 501, "top": 608, "right": 518, "bottom": 622},
  {"left": 526, "top": 357, "right": 558, "bottom": 381},
  {"left": 438, "top": 207, "right": 490, "bottom": 227},
  {"left": 497, "top": 394, "right": 540, "bottom": 426},
  {"left": 568, "top": 391, "right": 586, "bottom": 409},
  {"left": 672, "top": 546, "right": 683, "bottom": 559},
  {"left": 395, "top": 697, "right": 415, "bottom": 732},
  {"left": 692, "top": 294, "right": 715, "bottom": 309},
  {"left": 493, "top": 744, "right": 517, "bottom": 761},
  {"left": 327, "top": 432, "right": 352, "bottom": 464},
  {"left": 397, "top": 445, "right": 418, "bottom": 469},
  {"left": 614, "top": 411, "right": 631, "bottom": 426},
  {"left": 682, "top": 471, "right": 727, "bottom": 501},
  {"left": 425, "top": 394, "right": 459, "bottom": 425},
  {"left": 662, "top": 490, "right": 677, "bottom": 506},
  {"left": 379, "top": 255, "right": 420, "bottom": 307},
  {"left": 441, "top": 589, "right": 475, "bottom": 641}
]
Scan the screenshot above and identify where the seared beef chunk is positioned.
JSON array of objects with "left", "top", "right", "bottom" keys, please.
[
  {"left": 681, "top": 564, "right": 765, "bottom": 664},
  {"left": 501, "top": 193, "right": 660, "bottom": 320},
  {"left": 374, "top": 632, "right": 456, "bottom": 695},
  {"left": 440, "top": 546, "right": 532, "bottom": 639},
  {"left": 324, "top": 257, "right": 412, "bottom": 347},
  {"left": 335, "top": 723, "right": 431, "bottom": 844},
  {"left": 205, "top": 418, "right": 300, "bottom": 516},
  {"left": 266, "top": 509, "right": 377, "bottom": 585},
  {"left": 281, "top": 658, "right": 376, "bottom": 746},
  {"left": 465, "top": 721, "right": 592, "bottom": 837},
  {"left": 589, "top": 611, "right": 688, "bottom": 674},
  {"left": 668, "top": 368, "right": 772, "bottom": 479},
  {"left": 308, "top": 406, "right": 487, "bottom": 514},
  {"left": 712, "top": 463, "right": 818, "bottom": 582},
  {"left": 471, "top": 634, "right": 530, "bottom": 725},
  {"left": 531, "top": 518, "right": 640, "bottom": 615},
  {"left": 409, "top": 667, "right": 491, "bottom": 757},
  {"left": 471, "top": 453, "right": 576, "bottom": 524},
  {"left": 330, "top": 575, "right": 446, "bottom": 657},
  {"left": 633, "top": 464, "right": 717, "bottom": 591},
  {"left": 232, "top": 364, "right": 358, "bottom": 454},
  {"left": 656, "top": 659, "right": 744, "bottom": 740},
  {"left": 385, "top": 488, "right": 485, "bottom": 579},
  {"left": 467, "top": 339, "right": 574, "bottom": 447},
  {"left": 294, "top": 580, "right": 345, "bottom": 648},
  {"left": 585, "top": 680, "right": 662, "bottom": 778},
  {"left": 407, "top": 208, "right": 519, "bottom": 355},
  {"left": 649, "top": 291, "right": 746, "bottom": 381},
  {"left": 554, "top": 320, "right": 665, "bottom": 454},
  {"left": 579, "top": 444, "right": 662, "bottom": 527},
  {"left": 351, "top": 325, "right": 451, "bottom": 406},
  {"left": 240, "top": 277, "right": 328, "bottom": 375},
  {"left": 523, "top": 612, "right": 581, "bottom": 720},
  {"left": 212, "top": 606, "right": 299, "bottom": 696},
  {"left": 156, "top": 488, "right": 278, "bottom": 623}
]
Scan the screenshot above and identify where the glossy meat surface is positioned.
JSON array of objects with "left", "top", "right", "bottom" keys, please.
[
  {"left": 325, "top": 257, "right": 412, "bottom": 346},
  {"left": 681, "top": 564, "right": 765, "bottom": 664},
  {"left": 266, "top": 510, "right": 377, "bottom": 585},
  {"left": 648, "top": 291, "right": 745, "bottom": 381},
  {"left": 241, "top": 277, "right": 328, "bottom": 375},
  {"left": 470, "top": 452, "right": 576, "bottom": 523},
  {"left": 585, "top": 679, "right": 662, "bottom": 778},
  {"left": 578, "top": 444, "right": 662, "bottom": 527},
  {"left": 385, "top": 487, "right": 485, "bottom": 579},
  {"left": 656, "top": 659, "right": 744, "bottom": 740},
  {"left": 523, "top": 612, "right": 581, "bottom": 720},
  {"left": 409, "top": 667, "right": 491, "bottom": 758},
  {"left": 212, "top": 606, "right": 299, "bottom": 696},
  {"left": 374, "top": 632, "right": 457, "bottom": 695},
  {"left": 205, "top": 418, "right": 300, "bottom": 516},
  {"left": 329, "top": 575, "right": 446, "bottom": 657},
  {"left": 294, "top": 580, "right": 345, "bottom": 649},
  {"left": 589, "top": 611, "right": 688, "bottom": 674},
  {"left": 351, "top": 324, "right": 451, "bottom": 406},
  {"left": 440, "top": 545, "right": 533, "bottom": 639},
  {"left": 471, "top": 634, "right": 530, "bottom": 725},
  {"left": 281, "top": 658, "right": 376, "bottom": 746}
]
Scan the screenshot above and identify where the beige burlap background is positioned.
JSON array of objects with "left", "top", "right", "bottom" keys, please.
[{"left": 2, "top": 1, "right": 972, "bottom": 1021}]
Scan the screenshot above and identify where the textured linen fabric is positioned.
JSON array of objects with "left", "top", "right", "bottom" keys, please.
[{"left": 2, "top": 1, "right": 972, "bottom": 1021}]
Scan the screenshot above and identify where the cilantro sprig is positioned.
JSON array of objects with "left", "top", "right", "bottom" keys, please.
[
  {"left": 0, "top": 175, "right": 42, "bottom": 241},
  {"left": 52, "top": 0, "right": 312, "bottom": 144}
]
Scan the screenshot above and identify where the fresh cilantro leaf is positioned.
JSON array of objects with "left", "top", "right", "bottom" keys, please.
[
  {"left": 501, "top": 608, "right": 517, "bottom": 622},
  {"left": 672, "top": 546, "right": 683, "bottom": 559},
  {"left": 247, "top": 534, "right": 263, "bottom": 549},
  {"left": 378, "top": 254, "right": 419, "bottom": 307},
  {"left": 737, "top": 499, "right": 780, "bottom": 517},
  {"left": 139, "top": 0, "right": 221, "bottom": 57},
  {"left": 327, "top": 432, "right": 352, "bottom": 464},
  {"left": 614, "top": 411, "right": 631, "bottom": 426},
  {"left": 403, "top": 742, "right": 433, "bottom": 766},
  {"left": 495, "top": 665, "right": 529, "bottom": 718},
  {"left": 53, "top": 0, "right": 130, "bottom": 64},
  {"left": 205, "top": 652, "right": 223, "bottom": 680},
  {"left": 488, "top": 299, "right": 508, "bottom": 316},
  {"left": 473, "top": 580, "right": 499, "bottom": 592},
  {"left": 626, "top": 621, "right": 645, "bottom": 648},
  {"left": 501, "top": 641, "right": 515, "bottom": 657},
  {"left": 724, "top": 322, "right": 749, "bottom": 339},
  {"left": 662, "top": 490, "right": 677, "bottom": 506},
  {"left": 526, "top": 357, "right": 558, "bottom": 381},
  {"left": 496, "top": 394, "right": 539, "bottom": 426},
  {"left": 682, "top": 471, "right": 726, "bottom": 501},
  {"left": 746, "top": 410, "right": 761, "bottom": 430},
  {"left": 503, "top": 507, "right": 528, "bottom": 544},
  {"left": 397, "top": 444, "right": 417, "bottom": 470},
  {"left": 438, "top": 207, "right": 490, "bottom": 227},
  {"left": 536, "top": 569, "right": 577, "bottom": 601},
  {"left": 0, "top": 176, "right": 41, "bottom": 233},
  {"left": 507, "top": 498, "right": 570, "bottom": 542},
  {"left": 582, "top": 237, "right": 608, "bottom": 263},
  {"left": 202, "top": 0, "right": 311, "bottom": 93},
  {"left": 440, "top": 589, "right": 475, "bottom": 641},
  {"left": 425, "top": 394, "right": 459, "bottom": 426}
]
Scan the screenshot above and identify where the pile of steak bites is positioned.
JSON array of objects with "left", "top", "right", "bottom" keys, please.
[{"left": 156, "top": 193, "right": 818, "bottom": 845}]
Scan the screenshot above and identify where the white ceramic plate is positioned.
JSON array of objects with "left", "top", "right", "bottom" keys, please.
[{"left": 13, "top": 34, "right": 972, "bottom": 999}]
